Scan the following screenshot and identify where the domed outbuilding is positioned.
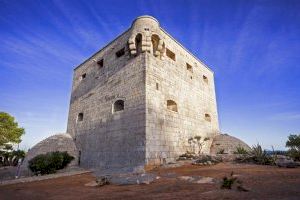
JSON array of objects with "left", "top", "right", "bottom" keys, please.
[
  {"left": 21, "top": 133, "right": 78, "bottom": 175},
  {"left": 210, "top": 134, "right": 251, "bottom": 155}
]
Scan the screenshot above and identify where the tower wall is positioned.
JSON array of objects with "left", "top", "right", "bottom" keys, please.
[
  {"left": 66, "top": 16, "right": 220, "bottom": 170},
  {"left": 67, "top": 30, "right": 146, "bottom": 171},
  {"left": 145, "top": 29, "right": 219, "bottom": 165}
]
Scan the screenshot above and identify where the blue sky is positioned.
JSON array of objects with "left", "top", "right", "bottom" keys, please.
[{"left": 0, "top": 0, "right": 299, "bottom": 150}]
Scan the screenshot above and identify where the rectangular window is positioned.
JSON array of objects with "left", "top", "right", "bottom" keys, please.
[
  {"left": 97, "top": 59, "right": 104, "bottom": 68},
  {"left": 166, "top": 48, "right": 176, "bottom": 61},
  {"left": 116, "top": 48, "right": 125, "bottom": 58},
  {"left": 156, "top": 82, "right": 159, "bottom": 90},
  {"left": 77, "top": 113, "right": 83, "bottom": 122}
]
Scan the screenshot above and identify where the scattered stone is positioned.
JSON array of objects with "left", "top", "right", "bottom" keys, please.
[
  {"left": 275, "top": 156, "right": 298, "bottom": 168},
  {"left": 178, "top": 176, "right": 215, "bottom": 184},
  {"left": 195, "top": 177, "right": 214, "bottom": 184},
  {"left": 108, "top": 173, "right": 156, "bottom": 185},
  {"left": 237, "top": 185, "right": 249, "bottom": 192},
  {"left": 179, "top": 176, "right": 195, "bottom": 182},
  {"left": 84, "top": 181, "right": 99, "bottom": 187},
  {"left": 96, "top": 176, "right": 110, "bottom": 186}
]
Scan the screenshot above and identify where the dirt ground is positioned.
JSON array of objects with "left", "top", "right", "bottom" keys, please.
[{"left": 1, "top": 163, "right": 300, "bottom": 200}]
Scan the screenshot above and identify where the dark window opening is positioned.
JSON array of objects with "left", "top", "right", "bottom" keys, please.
[
  {"left": 186, "top": 63, "right": 193, "bottom": 73},
  {"left": 116, "top": 48, "right": 125, "bottom": 57},
  {"left": 78, "top": 150, "right": 81, "bottom": 166},
  {"left": 77, "top": 113, "right": 83, "bottom": 122},
  {"left": 151, "top": 34, "right": 160, "bottom": 56},
  {"left": 135, "top": 34, "right": 142, "bottom": 55},
  {"left": 97, "top": 59, "right": 104, "bottom": 68},
  {"left": 80, "top": 73, "right": 86, "bottom": 80},
  {"left": 166, "top": 48, "right": 176, "bottom": 61},
  {"left": 167, "top": 100, "right": 178, "bottom": 112},
  {"left": 156, "top": 82, "right": 159, "bottom": 90},
  {"left": 203, "top": 75, "right": 208, "bottom": 83},
  {"left": 113, "top": 100, "right": 124, "bottom": 113},
  {"left": 205, "top": 113, "right": 211, "bottom": 122}
]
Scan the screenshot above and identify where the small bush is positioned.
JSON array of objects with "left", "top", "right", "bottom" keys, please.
[
  {"left": 286, "top": 134, "right": 300, "bottom": 161},
  {"left": 221, "top": 172, "right": 237, "bottom": 189},
  {"left": 234, "top": 146, "right": 248, "bottom": 155},
  {"left": 28, "top": 151, "right": 74, "bottom": 175},
  {"left": 235, "top": 144, "right": 275, "bottom": 165},
  {"left": 287, "top": 149, "right": 300, "bottom": 161},
  {"left": 217, "top": 149, "right": 225, "bottom": 154}
]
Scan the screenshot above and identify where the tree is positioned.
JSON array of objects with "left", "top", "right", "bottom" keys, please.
[
  {"left": 194, "top": 136, "right": 210, "bottom": 154},
  {"left": 286, "top": 134, "right": 300, "bottom": 161},
  {"left": 286, "top": 134, "right": 300, "bottom": 151},
  {"left": 0, "top": 112, "right": 25, "bottom": 147}
]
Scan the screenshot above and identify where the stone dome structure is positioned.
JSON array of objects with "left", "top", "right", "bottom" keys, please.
[
  {"left": 21, "top": 133, "right": 78, "bottom": 174},
  {"left": 210, "top": 134, "right": 251, "bottom": 155}
]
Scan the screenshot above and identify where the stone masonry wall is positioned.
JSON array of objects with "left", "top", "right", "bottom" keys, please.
[
  {"left": 67, "top": 30, "right": 146, "bottom": 172},
  {"left": 67, "top": 16, "right": 220, "bottom": 170},
  {"left": 145, "top": 29, "right": 219, "bottom": 165}
]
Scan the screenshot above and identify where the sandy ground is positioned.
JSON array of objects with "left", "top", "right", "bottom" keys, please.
[{"left": 1, "top": 163, "right": 300, "bottom": 200}]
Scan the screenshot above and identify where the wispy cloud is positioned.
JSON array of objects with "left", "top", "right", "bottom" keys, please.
[{"left": 268, "top": 112, "right": 300, "bottom": 121}]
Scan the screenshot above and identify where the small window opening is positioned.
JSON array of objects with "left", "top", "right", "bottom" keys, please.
[
  {"left": 151, "top": 34, "right": 160, "bottom": 56},
  {"left": 135, "top": 34, "right": 142, "bottom": 55},
  {"left": 113, "top": 100, "right": 124, "bottom": 113},
  {"left": 77, "top": 113, "right": 83, "bottom": 122},
  {"left": 205, "top": 113, "right": 211, "bottom": 122},
  {"left": 186, "top": 63, "right": 193, "bottom": 73},
  {"left": 166, "top": 48, "right": 176, "bottom": 61},
  {"left": 144, "top": 28, "right": 149, "bottom": 31},
  {"left": 167, "top": 100, "right": 178, "bottom": 112},
  {"left": 156, "top": 82, "right": 159, "bottom": 90},
  {"left": 97, "top": 59, "right": 104, "bottom": 68},
  {"left": 203, "top": 75, "right": 208, "bottom": 83},
  {"left": 80, "top": 73, "right": 86, "bottom": 81},
  {"left": 116, "top": 48, "right": 125, "bottom": 57}
]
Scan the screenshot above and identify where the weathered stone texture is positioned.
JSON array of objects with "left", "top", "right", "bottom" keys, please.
[{"left": 66, "top": 16, "right": 220, "bottom": 171}]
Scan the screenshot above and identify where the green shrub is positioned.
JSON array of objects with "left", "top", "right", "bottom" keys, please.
[
  {"left": 235, "top": 143, "right": 274, "bottom": 165},
  {"left": 287, "top": 149, "right": 300, "bottom": 161},
  {"left": 251, "top": 144, "right": 273, "bottom": 165},
  {"left": 28, "top": 151, "right": 74, "bottom": 175},
  {"left": 234, "top": 146, "right": 248, "bottom": 155},
  {"left": 217, "top": 149, "right": 225, "bottom": 154},
  {"left": 286, "top": 134, "right": 300, "bottom": 161},
  {"left": 221, "top": 172, "right": 237, "bottom": 189}
]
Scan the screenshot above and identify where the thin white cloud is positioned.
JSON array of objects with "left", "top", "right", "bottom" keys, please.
[{"left": 268, "top": 112, "right": 300, "bottom": 121}]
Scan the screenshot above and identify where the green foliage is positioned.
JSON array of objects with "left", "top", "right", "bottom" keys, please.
[
  {"left": 234, "top": 146, "right": 248, "bottom": 154},
  {"left": 221, "top": 172, "right": 237, "bottom": 189},
  {"left": 187, "top": 136, "right": 210, "bottom": 154},
  {"left": 252, "top": 144, "right": 275, "bottom": 165},
  {"left": 286, "top": 134, "right": 300, "bottom": 150},
  {"left": 235, "top": 143, "right": 275, "bottom": 165},
  {"left": 0, "top": 149, "right": 26, "bottom": 166},
  {"left": 28, "top": 151, "right": 74, "bottom": 175},
  {"left": 217, "top": 149, "right": 225, "bottom": 154},
  {"left": 0, "top": 112, "right": 25, "bottom": 146},
  {"left": 286, "top": 134, "right": 300, "bottom": 161},
  {"left": 287, "top": 149, "right": 300, "bottom": 161}
]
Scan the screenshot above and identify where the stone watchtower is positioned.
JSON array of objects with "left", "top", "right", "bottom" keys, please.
[{"left": 67, "top": 16, "right": 219, "bottom": 172}]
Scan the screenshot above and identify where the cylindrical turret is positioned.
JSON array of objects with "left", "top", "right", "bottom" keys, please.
[{"left": 128, "top": 15, "right": 165, "bottom": 58}]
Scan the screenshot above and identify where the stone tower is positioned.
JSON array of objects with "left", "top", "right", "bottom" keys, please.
[{"left": 67, "top": 16, "right": 219, "bottom": 172}]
